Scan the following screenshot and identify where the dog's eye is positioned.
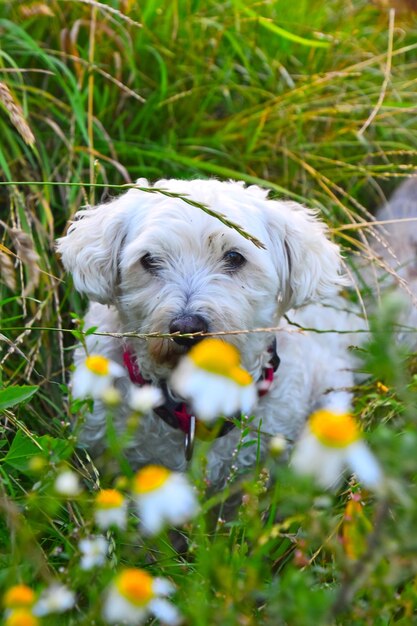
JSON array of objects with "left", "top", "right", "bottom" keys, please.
[
  {"left": 223, "top": 250, "right": 246, "bottom": 271},
  {"left": 140, "top": 253, "right": 162, "bottom": 273}
]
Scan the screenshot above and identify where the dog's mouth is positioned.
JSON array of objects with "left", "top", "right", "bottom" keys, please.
[
  {"left": 148, "top": 337, "right": 191, "bottom": 368},
  {"left": 149, "top": 314, "right": 209, "bottom": 368}
]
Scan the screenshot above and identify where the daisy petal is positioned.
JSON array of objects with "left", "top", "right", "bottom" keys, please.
[
  {"left": 346, "top": 441, "right": 384, "bottom": 490},
  {"left": 149, "top": 598, "right": 182, "bottom": 626}
]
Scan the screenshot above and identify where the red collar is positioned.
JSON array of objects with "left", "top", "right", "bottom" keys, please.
[{"left": 123, "top": 349, "right": 148, "bottom": 387}]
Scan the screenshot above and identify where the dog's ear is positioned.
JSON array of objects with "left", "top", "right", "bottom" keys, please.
[
  {"left": 266, "top": 200, "right": 346, "bottom": 310},
  {"left": 57, "top": 188, "right": 144, "bottom": 304}
]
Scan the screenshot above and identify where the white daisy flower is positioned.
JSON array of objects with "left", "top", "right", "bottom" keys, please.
[
  {"left": 291, "top": 409, "right": 384, "bottom": 491},
  {"left": 103, "top": 568, "right": 181, "bottom": 625},
  {"left": 94, "top": 489, "right": 128, "bottom": 530},
  {"left": 132, "top": 466, "right": 198, "bottom": 535},
  {"left": 170, "top": 338, "right": 256, "bottom": 422},
  {"left": 128, "top": 385, "right": 164, "bottom": 413},
  {"left": 54, "top": 469, "right": 82, "bottom": 496},
  {"left": 78, "top": 536, "right": 109, "bottom": 570},
  {"left": 72, "top": 354, "right": 125, "bottom": 400},
  {"left": 33, "top": 584, "right": 75, "bottom": 616}
]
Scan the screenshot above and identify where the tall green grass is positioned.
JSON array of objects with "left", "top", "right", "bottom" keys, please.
[{"left": 1, "top": 1, "right": 417, "bottom": 624}]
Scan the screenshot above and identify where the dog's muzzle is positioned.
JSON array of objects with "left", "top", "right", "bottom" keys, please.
[{"left": 169, "top": 314, "right": 208, "bottom": 347}]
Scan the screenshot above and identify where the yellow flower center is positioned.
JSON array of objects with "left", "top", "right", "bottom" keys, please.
[
  {"left": 189, "top": 339, "right": 252, "bottom": 386},
  {"left": 95, "top": 489, "right": 124, "bottom": 509},
  {"left": 4, "top": 609, "right": 39, "bottom": 626},
  {"left": 230, "top": 366, "right": 253, "bottom": 387},
  {"left": 3, "top": 585, "right": 35, "bottom": 608},
  {"left": 115, "top": 569, "right": 154, "bottom": 606},
  {"left": 309, "top": 409, "right": 360, "bottom": 448},
  {"left": 85, "top": 355, "right": 110, "bottom": 376},
  {"left": 133, "top": 465, "right": 170, "bottom": 495}
]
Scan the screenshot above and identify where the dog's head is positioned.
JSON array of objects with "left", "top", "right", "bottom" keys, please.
[{"left": 57, "top": 179, "right": 345, "bottom": 375}]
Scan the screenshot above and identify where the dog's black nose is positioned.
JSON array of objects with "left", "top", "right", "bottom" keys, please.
[{"left": 169, "top": 314, "right": 208, "bottom": 346}]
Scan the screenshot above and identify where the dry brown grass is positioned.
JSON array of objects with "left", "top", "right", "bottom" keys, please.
[{"left": 0, "top": 81, "right": 35, "bottom": 146}]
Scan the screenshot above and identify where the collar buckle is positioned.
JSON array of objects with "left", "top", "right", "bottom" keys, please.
[{"left": 184, "top": 415, "right": 196, "bottom": 461}]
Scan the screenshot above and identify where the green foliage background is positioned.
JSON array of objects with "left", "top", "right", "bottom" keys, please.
[{"left": 1, "top": 1, "right": 417, "bottom": 624}]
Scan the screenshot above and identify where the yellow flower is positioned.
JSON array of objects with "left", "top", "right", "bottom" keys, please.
[
  {"left": 85, "top": 355, "right": 110, "bottom": 376},
  {"left": 94, "top": 489, "right": 127, "bottom": 530},
  {"left": 3, "top": 585, "right": 35, "bottom": 609},
  {"left": 4, "top": 609, "right": 39, "bottom": 626},
  {"left": 309, "top": 409, "right": 360, "bottom": 448},
  {"left": 132, "top": 465, "right": 198, "bottom": 535},
  {"left": 103, "top": 568, "right": 181, "bottom": 625},
  {"left": 72, "top": 354, "right": 125, "bottom": 400},
  {"left": 291, "top": 409, "right": 383, "bottom": 491},
  {"left": 376, "top": 381, "right": 389, "bottom": 394},
  {"left": 96, "top": 488, "right": 125, "bottom": 508},
  {"left": 116, "top": 569, "right": 154, "bottom": 606},
  {"left": 171, "top": 338, "right": 256, "bottom": 422},
  {"left": 133, "top": 466, "right": 171, "bottom": 494},
  {"left": 191, "top": 339, "right": 245, "bottom": 378}
]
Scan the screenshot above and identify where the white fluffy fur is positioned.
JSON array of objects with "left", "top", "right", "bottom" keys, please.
[{"left": 57, "top": 178, "right": 366, "bottom": 487}]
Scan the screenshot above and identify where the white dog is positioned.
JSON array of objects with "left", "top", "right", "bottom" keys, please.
[{"left": 57, "top": 178, "right": 410, "bottom": 488}]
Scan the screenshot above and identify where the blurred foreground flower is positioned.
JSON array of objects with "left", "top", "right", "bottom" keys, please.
[
  {"left": 129, "top": 384, "right": 164, "bottom": 413},
  {"left": 291, "top": 409, "right": 384, "bottom": 491},
  {"left": 3, "top": 585, "right": 35, "bottom": 610},
  {"left": 33, "top": 584, "right": 75, "bottom": 616},
  {"left": 132, "top": 465, "right": 198, "bottom": 535},
  {"left": 79, "top": 536, "right": 109, "bottom": 570},
  {"left": 269, "top": 434, "right": 288, "bottom": 458},
  {"left": 94, "top": 489, "right": 128, "bottom": 530},
  {"left": 171, "top": 338, "right": 256, "bottom": 422},
  {"left": 72, "top": 354, "right": 124, "bottom": 399},
  {"left": 4, "top": 609, "right": 39, "bottom": 626},
  {"left": 103, "top": 568, "right": 181, "bottom": 625},
  {"left": 54, "top": 469, "right": 82, "bottom": 496}
]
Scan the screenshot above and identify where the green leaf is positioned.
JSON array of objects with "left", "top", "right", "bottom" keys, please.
[
  {"left": 3, "top": 430, "right": 71, "bottom": 473},
  {"left": 241, "top": 6, "right": 331, "bottom": 48},
  {"left": 0, "top": 386, "right": 39, "bottom": 411},
  {"left": 2, "top": 430, "right": 42, "bottom": 471},
  {"left": 252, "top": 16, "right": 331, "bottom": 48},
  {"left": 85, "top": 325, "right": 98, "bottom": 336}
]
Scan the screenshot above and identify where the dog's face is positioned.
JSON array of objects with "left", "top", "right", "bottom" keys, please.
[{"left": 58, "top": 179, "right": 344, "bottom": 378}]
